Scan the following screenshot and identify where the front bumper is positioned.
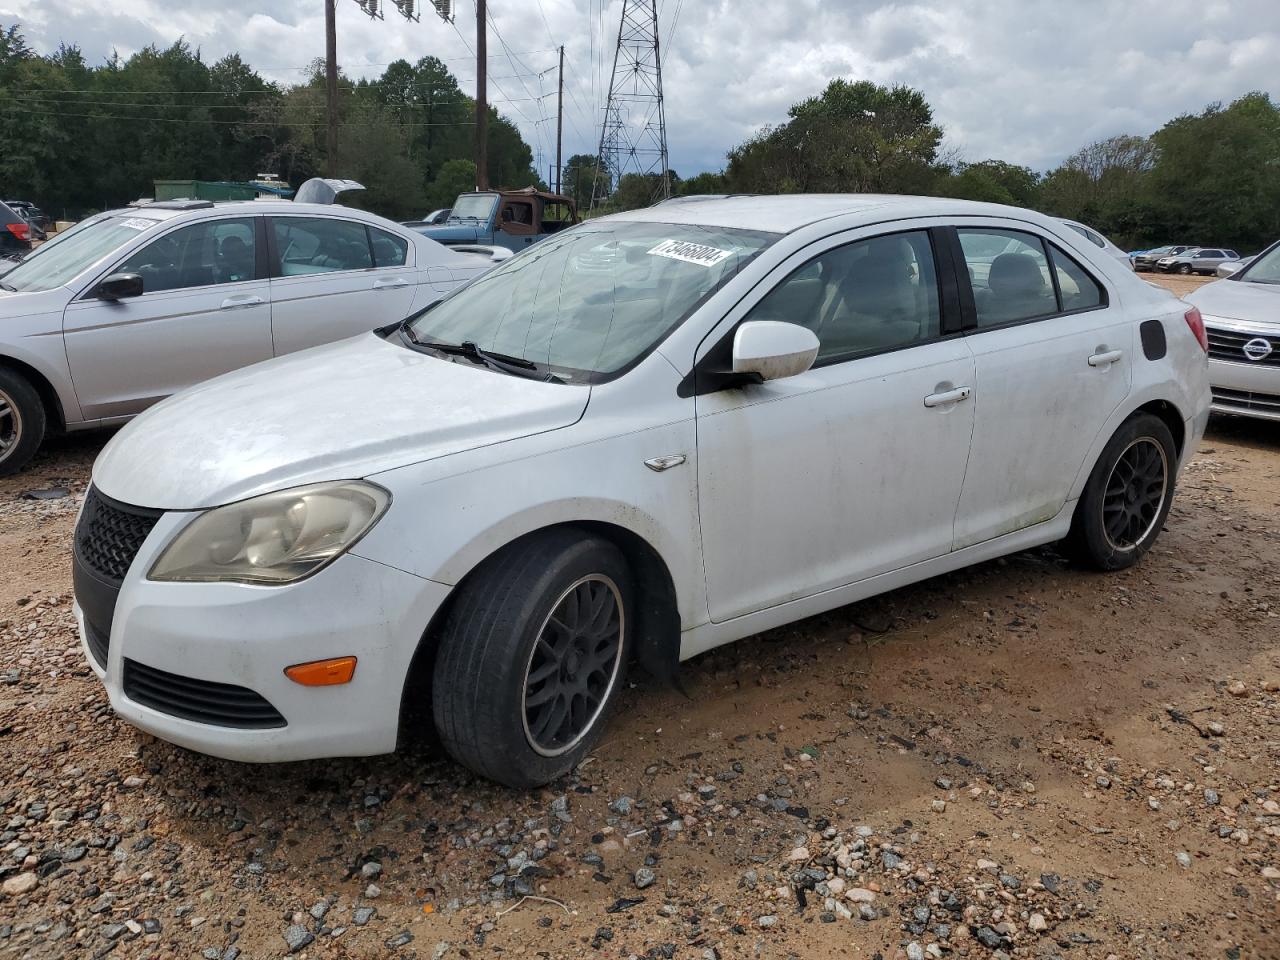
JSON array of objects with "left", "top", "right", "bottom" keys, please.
[
  {"left": 1208, "top": 357, "right": 1280, "bottom": 421},
  {"left": 76, "top": 508, "right": 450, "bottom": 762}
]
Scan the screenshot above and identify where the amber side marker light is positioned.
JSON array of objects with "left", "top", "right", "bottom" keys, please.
[{"left": 285, "top": 657, "right": 357, "bottom": 686}]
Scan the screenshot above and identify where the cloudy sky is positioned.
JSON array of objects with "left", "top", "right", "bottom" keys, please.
[{"left": 3, "top": 0, "right": 1278, "bottom": 178}]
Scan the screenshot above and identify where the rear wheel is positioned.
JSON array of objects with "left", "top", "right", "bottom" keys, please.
[
  {"left": 431, "top": 530, "right": 632, "bottom": 787},
  {"left": 0, "top": 369, "right": 46, "bottom": 477},
  {"left": 1064, "top": 414, "right": 1176, "bottom": 571}
]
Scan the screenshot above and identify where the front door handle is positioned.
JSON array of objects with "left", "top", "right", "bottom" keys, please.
[
  {"left": 373, "top": 277, "right": 410, "bottom": 290},
  {"left": 219, "top": 295, "right": 264, "bottom": 309},
  {"left": 923, "top": 386, "right": 972, "bottom": 408},
  {"left": 1089, "top": 349, "right": 1124, "bottom": 367}
]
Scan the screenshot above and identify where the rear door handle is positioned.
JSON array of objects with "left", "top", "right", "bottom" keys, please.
[
  {"left": 1088, "top": 349, "right": 1124, "bottom": 367},
  {"left": 219, "top": 295, "right": 264, "bottom": 309},
  {"left": 923, "top": 386, "right": 972, "bottom": 408},
  {"left": 373, "top": 277, "right": 410, "bottom": 290}
]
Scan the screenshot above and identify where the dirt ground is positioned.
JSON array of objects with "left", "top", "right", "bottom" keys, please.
[{"left": 1, "top": 274, "right": 1277, "bottom": 960}]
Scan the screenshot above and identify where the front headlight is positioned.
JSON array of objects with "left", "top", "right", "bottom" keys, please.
[{"left": 149, "top": 481, "right": 390, "bottom": 585}]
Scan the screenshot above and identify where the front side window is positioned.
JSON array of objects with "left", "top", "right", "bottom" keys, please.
[
  {"left": 116, "top": 217, "right": 257, "bottom": 294},
  {"left": 369, "top": 226, "right": 408, "bottom": 268},
  {"left": 745, "top": 230, "right": 941, "bottom": 362},
  {"left": 405, "top": 221, "right": 775, "bottom": 382},
  {"left": 273, "top": 218, "right": 372, "bottom": 276}
]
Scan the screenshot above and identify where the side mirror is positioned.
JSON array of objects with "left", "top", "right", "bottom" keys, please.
[
  {"left": 732, "top": 320, "right": 820, "bottom": 382},
  {"left": 94, "top": 273, "right": 144, "bottom": 301}
]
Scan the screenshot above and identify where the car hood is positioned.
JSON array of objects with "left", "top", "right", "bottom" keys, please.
[
  {"left": 1185, "top": 278, "right": 1280, "bottom": 328},
  {"left": 92, "top": 333, "right": 590, "bottom": 510},
  {"left": 0, "top": 284, "right": 69, "bottom": 313},
  {"left": 415, "top": 223, "right": 483, "bottom": 244}
]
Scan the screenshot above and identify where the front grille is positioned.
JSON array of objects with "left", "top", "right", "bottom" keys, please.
[
  {"left": 76, "top": 487, "right": 163, "bottom": 583},
  {"left": 1206, "top": 327, "right": 1280, "bottom": 367},
  {"left": 1211, "top": 387, "right": 1280, "bottom": 414},
  {"left": 85, "top": 621, "right": 109, "bottom": 669},
  {"left": 123, "top": 659, "right": 286, "bottom": 729}
]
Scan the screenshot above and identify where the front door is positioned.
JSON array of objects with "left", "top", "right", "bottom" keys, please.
[
  {"left": 696, "top": 226, "right": 976, "bottom": 623},
  {"left": 949, "top": 223, "right": 1133, "bottom": 549},
  {"left": 268, "top": 216, "right": 417, "bottom": 356},
  {"left": 63, "top": 215, "right": 272, "bottom": 420}
]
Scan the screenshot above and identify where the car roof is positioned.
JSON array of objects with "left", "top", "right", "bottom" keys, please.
[
  {"left": 599, "top": 194, "right": 1062, "bottom": 234},
  {"left": 100, "top": 200, "right": 401, "bottom": 227}
]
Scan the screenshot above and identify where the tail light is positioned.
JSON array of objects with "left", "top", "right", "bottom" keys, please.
[
  {"left": 1183, "top": 306, "right": 1208, "bottom": 354},
  {"left": 5, "top": 222, "right": 29, "bottom": 243}
]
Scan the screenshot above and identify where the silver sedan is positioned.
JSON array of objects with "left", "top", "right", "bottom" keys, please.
[{"left": 1185, "top": 239, "right": 1280, "bottom": 421}]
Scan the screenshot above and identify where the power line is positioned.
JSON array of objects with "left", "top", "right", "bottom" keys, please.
[{"left": 0, "top": 104, "right": 487, "bottom": 127}]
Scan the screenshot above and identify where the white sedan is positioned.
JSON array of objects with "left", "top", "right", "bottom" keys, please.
[
  {"left": 75, "top": 195, "right": 1210, "bottom": 787},
  {"left": 0, "top": 198, "right": 496, "bottom": 475}
]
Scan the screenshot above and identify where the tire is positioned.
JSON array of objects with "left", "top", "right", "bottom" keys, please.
[
  {"left": 1178, "top": 264, "right": 1192, "bottom": 275},
  {"left": 0, "top": 368, "right": 46, "bottom": 477},
  {"left": 431, "top": 530, "right": 633, "bottom": 788},
  {"left": 1064, "top": 413, "right": 1177, "bottom": 571}
]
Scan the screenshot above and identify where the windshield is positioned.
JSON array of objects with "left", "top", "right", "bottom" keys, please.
[
  {"left": 1236, "top": 245, "right": 1280, "bottom": 284},
  {"left": 405, "top": 220, "right": 776, "bottom": 382},
  {"left": 1, "top": 214, "right": 159, "bottom": 293},
  {"left": 449, "top": 194, "right": 498, "bottom": 222}
]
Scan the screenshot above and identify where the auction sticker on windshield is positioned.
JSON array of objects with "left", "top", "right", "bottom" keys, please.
[
  {"left": 120, "top": 218, "right": 155, "bottom": 231},
  {"left": 648, "top": 239, "right": 735, "bottom": 267}
]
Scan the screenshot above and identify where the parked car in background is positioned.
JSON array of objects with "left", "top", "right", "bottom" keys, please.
[
  {"left": 409, "top": 188, "right": 579, "bottom": 252},
  {"left": 73, "top": 195, "right": 1209, "bottom": 787},
  {"left": 1216, "top": 255, "right": 1253, "bottom": 278},
  {"left": 0, "top": 198, "right": 500, "bottom": 475},
  {"left": 402, "top": 208, "right": 451, "bottom": 228},
  {"left": 1059, "top": 219, "right": 1133, "bottom": 269},
  {"left": 1157, "top": 247, "right": 1239, "bottom": 275},
  {"left": 6, "top": 200, "right": 51, "bottom": 237},
  {"left": 1133, "top": 245, "right": 1194, "bottom": 272},
  {"left": 1185, "top": 238, "right": 1280, "bottom": 421},
  {"left": 0, "top": 202, "right": 34, "bottom": 258}
]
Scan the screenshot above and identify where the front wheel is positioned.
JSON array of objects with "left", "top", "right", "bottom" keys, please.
[
  {"left": 1178, "top": 263, "right": 1192, "bottom": 275},
  {"left": 0, "top": 369, "right": 46, "bottom": 477},
  {"left": 431, "top": 530, "right": 632, "bottom": 787},
  {"left": 1064, "top": 414, "right": 1177, "bottom": 571}
]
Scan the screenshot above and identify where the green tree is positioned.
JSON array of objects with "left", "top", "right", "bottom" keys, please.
[
  {"left": 726, "top": 79, "right": 943, "bottom": 194},
  {"left": 936, "top": 160, "right": 1039, "bottom": 207},
  {"left": 427, "top": 157, "right": 477, "bottom": 210},
  {"left": 560, "top": 153, "right": 599, "bottom": 209}
]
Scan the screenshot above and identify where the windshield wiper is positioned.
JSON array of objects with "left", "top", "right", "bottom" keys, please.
[
  {"left": 401, "top": 326, "right": 561, "bottom": 381},
  {"left": 0, "top": 282, "right": 15, "bottom": 292}
]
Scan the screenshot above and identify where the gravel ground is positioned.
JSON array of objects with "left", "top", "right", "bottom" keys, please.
[{"left": 1, "top": 276, "right": 1278, "bottom": 960}]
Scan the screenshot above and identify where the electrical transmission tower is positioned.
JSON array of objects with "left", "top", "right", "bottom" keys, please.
[{"left": 592, "top": 0, "right": 669, "bottom": 208}]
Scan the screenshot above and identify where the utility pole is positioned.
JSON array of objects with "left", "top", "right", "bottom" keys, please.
[
  {"left": 556, "top": 44, "right": 564, "bottom": 194},
  {"left": 475, "top": 0, "right": 489, "bottom": 190},
  {"left": 324, "top": 0, "right": 339, "bottom": 176}
]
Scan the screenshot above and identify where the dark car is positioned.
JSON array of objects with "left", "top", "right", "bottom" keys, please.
[
  {"left": 5, "top": 201, "right": 50, "bottom": 239},
  {"left": 0, "top": 202, "right": 33, "bottom": 257}
]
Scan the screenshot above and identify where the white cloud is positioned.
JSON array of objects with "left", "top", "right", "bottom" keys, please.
[{"left": 3, "top": 0, "right": 1277, "bottom": 176}]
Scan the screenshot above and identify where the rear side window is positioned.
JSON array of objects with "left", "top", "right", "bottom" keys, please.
[
  {"left": 273, "top": 218, "right": 373, "bottom": 276},
  {"left": 959, "top": 228, "right": 1105, "bottom": 327},
  {"left": 746, "top": 230, "right": 941, "bottom": 362},
  {"left": 1050, "top": 245, "right": 1104, "bottom": 311},
  {"left": 116, "top": 218, "right": 257, "bottom": 294},
  {"left": 369, "top": 226, "right": 408, "bottom": 268}
]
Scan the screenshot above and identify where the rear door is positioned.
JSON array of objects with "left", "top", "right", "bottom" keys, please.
[
  {"left": 948, "top": 222, "right": 1132, "bottom": 549},
  {"left": 267, "top": 215, "right": 418, "bottom": 356},
  {"left": 63, "top": 215, "right": 272, "bottom": 419}
]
